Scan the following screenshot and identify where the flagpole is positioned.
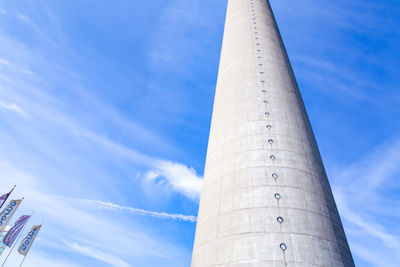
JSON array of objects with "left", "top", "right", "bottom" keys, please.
[
  {"left": 18, "top": 220, "right": 43, "bottom": 267},
  {"left": 0, "top": 196, "right": 23, "bottom": 241},
  {"left": 18, "top": 255, "right": 27, "bottom": 267},
  {"left": 1, "top": 210, "right": 33, "bottom": 267},
  {"left": 9, "top": 186, "right": 16, "bottom": 197}
]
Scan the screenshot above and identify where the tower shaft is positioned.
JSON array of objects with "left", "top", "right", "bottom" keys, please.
[{"left": 191, "top": 0, "right": 354, "bottom": 266}]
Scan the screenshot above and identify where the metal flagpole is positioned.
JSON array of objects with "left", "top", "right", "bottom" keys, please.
[
  {"left": 18, "top": 255, "right": 27, "bottom": 267},
  {"left": 1, "top": 210, "right": 34, "bottom": 267},
  {"left": 8, "top": 185, "right": 16, "bottom": 199},
  {"left": 18, "top": 220, "right": 44, "bottom": 267}
]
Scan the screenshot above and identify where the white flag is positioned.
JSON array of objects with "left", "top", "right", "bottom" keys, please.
[
  {"left": 0, "top": 199, "right": 22, "bottom": 232},
  {"left": 18, "top": 225, "right": 42, "bottom": 256}
]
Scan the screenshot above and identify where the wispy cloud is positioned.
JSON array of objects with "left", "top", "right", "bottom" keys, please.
[
  {"left": 148, "top": 0, "right": 218, "bottom": 73},
  {"left": 0, "top": 58, "right": 10, "bottom": 65},
  {"left": 0, "top": 9, "right": 202, "bottom": 203},
  {"left": 0, "top": 100, "right": 26, "bottom": 115},
  {"left": 71, "top": 198, "right": 197, "bottom": 223},
  {"left": 293, "top": 55, "right": 395, "bottom": 109},
  {"left": 0, "top": 161, "right": 189, "bottom": 266},
  {"left": 66, "top": 242, "right": 132, "bottom": 267},
  {"left": 273, "top": 0, "right": 400, "bottom": 112},
  {"left": 332, "top": 137, "right": 400, "bottom": 266},
  {"left": 62, "top": 123, "right": 203, "bottom": 201},
  {"left": 145, "top": 160, "right": 203, "bottom": 201},
  {"left": 20, "top": 252, "right": 83, "bottom": 267},
  {"left": 0, "top": 6, "right": 200, "bottom": 266}
]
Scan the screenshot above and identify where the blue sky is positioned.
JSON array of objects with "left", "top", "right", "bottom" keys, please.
[{"left": 0, "top": 0, "right": 399, "bottom": 266}]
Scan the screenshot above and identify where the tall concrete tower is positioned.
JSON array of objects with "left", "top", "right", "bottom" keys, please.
[{"left": 191, "top": 0, "right": 354, "bottom": 266}]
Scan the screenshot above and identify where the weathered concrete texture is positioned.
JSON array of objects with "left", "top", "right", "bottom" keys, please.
[{"left": 191, "top": 0, "right": 355, "bottom": 266}]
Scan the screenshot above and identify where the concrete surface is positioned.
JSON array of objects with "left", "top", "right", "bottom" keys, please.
[{"left": 191, "top": 0, "right": 355, "bottom": 266}]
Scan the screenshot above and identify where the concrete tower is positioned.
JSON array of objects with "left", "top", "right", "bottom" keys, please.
[{"left": 191, "top": 0, "right": 354, "bottom": 266}]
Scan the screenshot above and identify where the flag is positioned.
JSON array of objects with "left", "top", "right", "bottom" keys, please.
[
  {"left": 3, "top": 215, "right": 30, "bottom": 247},
  {"left": 0, "top": 199, "right": 22, "bottom": 232},
  {"left": 18, "top": 225, "right": 42, "bottom": 256},
  {"left": 0, "top": 186, "right": 14, "bottom": 210},
  {"left": 0, "top": 226, "right": 10, "bottom": 257}
]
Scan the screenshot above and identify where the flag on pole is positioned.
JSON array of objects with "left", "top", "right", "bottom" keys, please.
[
  {"left": 0, "top": 186, "right": 15, "bottom": 210},
  {"left": 3, "top": 215, "right": 30, "bottom": 247},
  {"left": 0, "top": 226, "right": 11, "bottom": 257},
  {"left": 18, "top": 225, "right": 42, "bottom": 256},
  {"left": 0, "top": 199, "right": 22, "bottom": 232}
]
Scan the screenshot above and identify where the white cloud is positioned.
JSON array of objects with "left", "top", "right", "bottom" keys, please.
[
  {"left": 0, "top": 3, "right": 203, "bottom": 205},
  {"left": 0, "top": 100, "right": 26, "bottom": 115},
  {"left": 0, "top": 3, "right": 202, "bottom": 266},
  {"left": 350, "top": 243, "right": 395, "bottom": 267},
  {"left": 68, "top": 126, "right": 203, "bottom": 202},
  {"left": 62, "top": 123, "right": 203, "bottom": 202},
  {"left": 0, "top": 161, "right": 189, "bottom": 266},
  {"left": 19, "top": 253, "right": 83, "bottom": 267},
  {"left": 0, "top": 58, "right": 10, "bottom": 65},
  {"left": 336, "top": 192, "right": 400, "bottom": 252},
  {"left": 331, "top": 137, "right": 400, "bottom": 266},
  {"left": 71, "top": 198, "right": 197, "bottom": 223},
  {"left": 145, "top": 160, "right": 203, "bottom": 201},
  {"left": 15, "top": 12, "right": 61, "bottom": 47},
  {"left": 67, "top": 242, "right": 132, "bottom": 267}
]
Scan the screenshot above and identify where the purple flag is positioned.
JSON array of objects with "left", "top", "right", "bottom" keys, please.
[
  {"left": 0, "top": 187, "right": 14, "bottom": 210},
  {"left": 3, "top": 215, "right": 30, "bottom": 247}
]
